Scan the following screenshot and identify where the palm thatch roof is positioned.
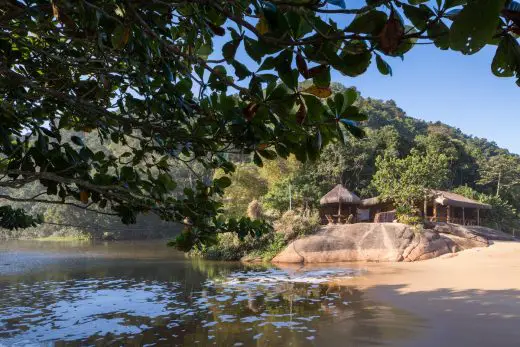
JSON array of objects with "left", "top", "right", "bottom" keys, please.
[
  {"left": 432, "top": 190, "right": 491, "bottom": 210},
  {"left": 360, "top": 197, "right": 381, "bottom": 207},
  {"left": 320, "top": 184, "right": 361, "bottom": 205}
]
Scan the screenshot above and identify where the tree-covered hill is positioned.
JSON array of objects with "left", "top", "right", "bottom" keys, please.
[
  {"left": 3, "top": 83, "right": 519, "bottom": 239},
  {"left": 220, "top": 83, "right": 520, "bottom": 233}
]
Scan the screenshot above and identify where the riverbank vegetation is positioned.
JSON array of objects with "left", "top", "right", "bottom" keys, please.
[
  {"left": 3, "top": 82, "right": 520, "bottom": 252},
  {"left": 188, "top": 83, "right": 520, "bottom": 260},
  {"left": 2, "top": 1, "right": 520, "bottom": 251}
]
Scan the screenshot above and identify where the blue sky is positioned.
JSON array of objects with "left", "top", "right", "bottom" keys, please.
[
  {"left": 210, "top": 3, "right": 519, "bottom": 154},
  {"left": 333, "top": 45, "right": 520, "bottom": 154}
]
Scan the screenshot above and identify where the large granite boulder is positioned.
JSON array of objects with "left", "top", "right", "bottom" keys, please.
[{"left": 271, "top": 222, "right": 511, "bottom": 264}]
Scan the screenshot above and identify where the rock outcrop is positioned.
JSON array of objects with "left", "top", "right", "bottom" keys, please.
[{"left": 272, "top": 223, "right": 515, "bottom": 264}]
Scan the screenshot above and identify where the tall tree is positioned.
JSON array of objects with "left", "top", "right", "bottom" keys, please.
[
  {"left": 478, "top": 154, "right": 520, "bottom": 197},
  {"left": 372, "top": 149, "right": 450, "bottom": 219},
  {"left": 1, "top": 0, "right": 520, "bottom": 249}
]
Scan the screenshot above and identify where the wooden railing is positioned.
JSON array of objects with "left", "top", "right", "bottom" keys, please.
[
  {"left": 324, "top": 214, "right": 356, "bottom": 224},
  {"left": 427, "top": 216, "right": 481, "bottom": 226},
  {"left": 374, "top": 211, "right": 397, "bottom": 223}
]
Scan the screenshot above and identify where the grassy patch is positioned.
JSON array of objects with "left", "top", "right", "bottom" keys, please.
[{"left": 34, "top": 234, "right": 92, "bottom": 242}]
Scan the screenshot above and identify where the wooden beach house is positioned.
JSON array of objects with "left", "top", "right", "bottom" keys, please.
[{"left": 361, "top": 190, "right": 491, "bottom": 225}]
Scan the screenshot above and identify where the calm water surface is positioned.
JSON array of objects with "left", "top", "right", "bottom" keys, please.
[{"left": 0, "top": 240, "right": 423, "bottom": 346}]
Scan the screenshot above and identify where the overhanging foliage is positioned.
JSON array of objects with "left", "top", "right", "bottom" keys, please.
[{"left": 1, "top": 0, "right": 519, "bottom": 249}]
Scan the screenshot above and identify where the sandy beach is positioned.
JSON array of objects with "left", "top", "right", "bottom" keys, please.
[{"left": 346, "top": 241, "right": 520, "bottom": 346}]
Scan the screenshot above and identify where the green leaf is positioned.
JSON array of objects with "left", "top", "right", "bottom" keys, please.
[
  {"left": 258, "top": 56, "right": 278, "bottom": 71},
  {"left": 279, "top": 69, "right": 298, "bottom": 90},
  {"left": 258, "top": 149, "right": 277, "bottom": 160},
  {"left": 344, "top": 88, "right": 358, "bottom": 107},
  {"left": 428, "top": 21, "right": 450, "bottom": 50},
  {"left": 491, "top": 35, "right": 520, "bottom": 77},
  {"left": 347, "top": 11, "right": 387, "bottom": 34},
  {"left": 286, "top": 11, "right": 312, "bottom": 38},
  {"left": 386, "top": 26, "right": 418, "bottom": 57},
  {"left": 337, "top": 50, "right": 372, "bottom": 76},
  {"left": 402, "top": 4, "right": 434, "bottom": 30},
  {"left": 444, "top": 0, "right": 467, "bottom": 9},
  {"left": 111, "top": 25, "right": 130, "bottom": 49},
  {"left": 334, "top": 93, "right": 344, "bottom": 114},
  {"left": 197, "top": 43, "right": 213, "bottom": 59},
  {"left": 232, "top": 60, "right": 252, "bottom": 80},
  {"left": 244, "top": 37, "right": 264, "bottom": 63},
  {"left": 208, "top": 65, "right": 228, "bottom": 91},
  {"left": 275, "top": 143, "right": 290, "bottom": 158},
  {"left": 339, "top": 119, "right": 366, "bottom": 138},
  {"left": 275, "top": 50, "right": 296, "bottom": 89},
  {"left": 253, "top": 152, "right": 263, "bottom": 167},
  {"left": 214, "top": 176, "right": 232, "bottom": 189},
  {"left": 341, "top": 106, "right": 368, "bottom": 121},
  {"left": 71, "top": 135, "right": 84, "bottom": 147},
  {"left": 450, "top": 0, "right": 504, "bottom": 54},
  {"left": 262, "top": 3, "right": 288, "bottom": 34},
  {"left": 302, "top": 94, "right": 326, "bottom": 121},
  {"left": 312, "top": 65, "right": 331, "bottom": 88},
  {"left": 222, "top": 39, "right": 241, "bottom": 63},
  {"left": 158, "top": 173, "right": 177, "bottom": 190},
  {"left": 376, "top": 55, "right": 392, "bottom": 76}
]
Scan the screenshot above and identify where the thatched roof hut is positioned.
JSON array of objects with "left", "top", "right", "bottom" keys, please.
[
  {"left": 320, "top": 184, "right": 361, "bottom": 205},
  {"left": 432, "top": 190, "right": 491, "bottom": 210}
]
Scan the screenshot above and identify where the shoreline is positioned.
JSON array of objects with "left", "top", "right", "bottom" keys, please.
[
  {"left": 347, "top": 242, "right": 520, "bottom": 346},
  {"left": 276, "top": 241, "right": 520, "bottom": 346}
]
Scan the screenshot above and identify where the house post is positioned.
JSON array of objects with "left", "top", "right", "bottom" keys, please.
[
  {"left": 423, "top": 196, "right": 428, "bottom": 220},
  {"left": 462, "top": 207, "right": 465, "bottom": 225},
  {"left": 477, "top": 208, "right": 480, "bottom": 226},
  {"left": 433, "top": 202, "right": 437, "bottom": 222},
  {"left": 447, "top": 205, "right": 451, "bottom": 223}
]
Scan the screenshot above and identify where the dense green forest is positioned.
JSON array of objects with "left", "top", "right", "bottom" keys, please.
[
  {"left": 2, "top": 83, "right": 519, "bottom": 241},
  {"left": 217, "top": 83, "right": 520, "bottom": 234}
]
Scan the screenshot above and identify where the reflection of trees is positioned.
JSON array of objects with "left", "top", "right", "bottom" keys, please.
[{"left": 1, "top": 251, "right": 421, "bottom": 346}]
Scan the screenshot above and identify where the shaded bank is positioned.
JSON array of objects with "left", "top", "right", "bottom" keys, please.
[{"left": 0, "top": 216, "right": 182, "bottom": 241}]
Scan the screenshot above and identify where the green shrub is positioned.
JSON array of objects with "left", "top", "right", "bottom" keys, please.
[
  {"left": 190, "top": 211, "right": 322, "bottom": 262},
  {"left": 189, "top": 232, "right": 271, "bottom": 261},
  {"left": 274, "top": 210, "right": 321, "bottom": 242},
  {"left": 394, "top": 205, "right": 424, "bottom": 226}
]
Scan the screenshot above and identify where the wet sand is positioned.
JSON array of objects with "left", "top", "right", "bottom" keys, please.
[
  {"left": 276, "top": 241, "right": 520, "bottom": 346},
  {"left": 348, "top": 241, "right": 520, "bottom": 346}
]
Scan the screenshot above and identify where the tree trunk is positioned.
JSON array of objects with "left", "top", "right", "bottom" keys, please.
[
  {"left": 288, "top": 182, "right": 292, "bottom": 211},
  {"left": 423, "top": 196, "right": 428, "bottom": 220},
  {"left": 497, "top": 171, "right": 501, "bottom": 197}
]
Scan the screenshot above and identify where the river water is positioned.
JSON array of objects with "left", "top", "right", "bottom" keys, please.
[{"left": 0, "top": 240, "right": 423, "bottom": 346}]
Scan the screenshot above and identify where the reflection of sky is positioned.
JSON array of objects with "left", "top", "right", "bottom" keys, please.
[
  {"left": 0, "top": 279, "right": 185, "bottom": 344},
  {"left": 0, "top": 268, "right": 360, "bottom": 345}
]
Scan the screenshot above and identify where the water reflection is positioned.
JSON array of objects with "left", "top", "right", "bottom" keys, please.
[{"left": 0, "top": 241, "right": 422, "bottom": 346}]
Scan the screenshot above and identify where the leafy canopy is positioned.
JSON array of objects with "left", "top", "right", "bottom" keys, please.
[
  {"left": 1, "top": 0, "right": 519, "bottom": 249},
  {"left": 372, "top": 149, "right": 450, "bottom": 215}
]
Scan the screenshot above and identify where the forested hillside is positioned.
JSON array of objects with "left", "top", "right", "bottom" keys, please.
[
  {"left": 2, "top": 83, "right": 519, "bottom": 239},
  {"left": 0, "top": 131, "right": 187, "bottom": 240},
  {"left": 219, "top": 83, "right": 520, "bottom": 233}
]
